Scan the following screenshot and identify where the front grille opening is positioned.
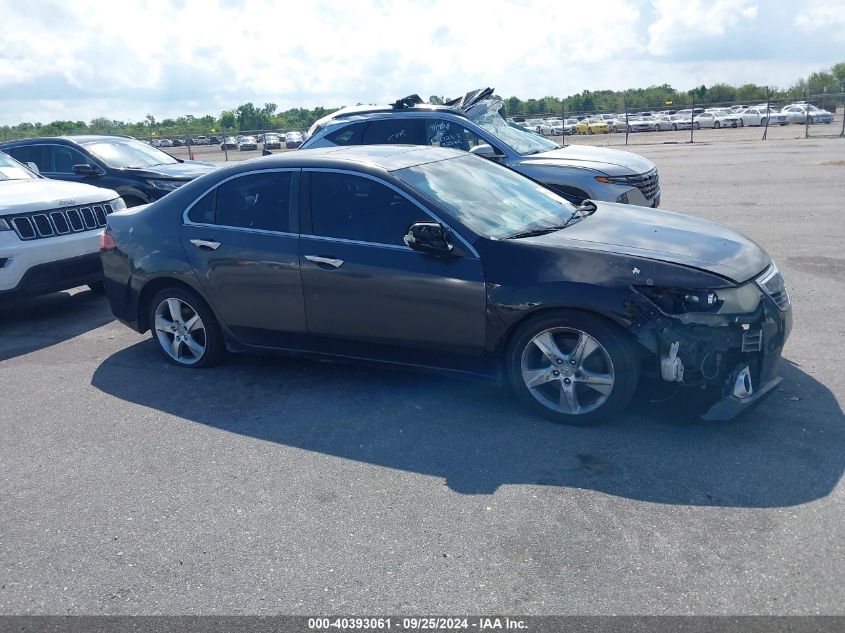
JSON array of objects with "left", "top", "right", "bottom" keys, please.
[
  {"left": 103, "top": 203, "right": 114, "bottom": 215},
  {"left": 66, "top": 209, "right": 84, "bottom": 231},
  {"left": 32, "top": 214, "right": 55, "bottom": 237},
  {"left": 11, "top": 217, "right": 36, "bottom": 239},
  {"left": 92, "top": 205, "right": 107, "bottom": 227},
  {"left": 80, "top": 207, "right": 96, "bottom": 229},
  {"left": 50, "top": 211, "right": 71, "bottom": 234}
]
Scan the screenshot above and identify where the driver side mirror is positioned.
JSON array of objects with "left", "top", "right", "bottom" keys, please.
[
  {"left": 404, "top": 222, "right": 454, "bottom": 255},
  {"left": 470, "top": 144, "right": 501, "bottom": 160},
  {"left": 73, "top": 163, "right": 100, "bottom": 177}
]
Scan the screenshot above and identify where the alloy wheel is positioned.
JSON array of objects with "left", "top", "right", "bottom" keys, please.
[
  {"left": 154, "top": 297, "right": 207, "bottom": 365},
  {"left": 520, "top": 327, "right": 615, "bottom": 415}
]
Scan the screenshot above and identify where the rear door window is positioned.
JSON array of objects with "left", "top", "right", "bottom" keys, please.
[
  {"left": 362, "top": 119, "right": 423, "bottom": 145},
  {"left": 6, "top": 145, "right": 50, "bottom": 173},
  {"left": 187, "top": 171, "right": 294, "bottom": 232}
]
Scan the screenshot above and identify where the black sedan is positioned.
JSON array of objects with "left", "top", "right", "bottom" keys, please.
[
  {"left": 100, "top": 146, "right": 791, "bottom": 424},
  {"left": 0, "top": 135, "right": 217, "bottom": 207}
]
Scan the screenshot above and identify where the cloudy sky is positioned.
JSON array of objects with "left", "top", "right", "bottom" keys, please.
[{"left": 1, "top": 0, "right": 843, "bottom": 125}]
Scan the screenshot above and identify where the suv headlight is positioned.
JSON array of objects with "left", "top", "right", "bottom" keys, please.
[
  {"left": 636, "top": 283, "right": 761, "bottom": 315},
  {"left": 111, "top": 197, "right": 127, "bottom": 211},
  {"left": 0, "top": 218, "right": 10, "bottom": 231},
  {"left": 148, "top": 179, "right": 185, "bottom": 192}
]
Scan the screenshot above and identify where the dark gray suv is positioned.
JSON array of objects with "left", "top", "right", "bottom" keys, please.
[{"left": 302, "top": 89, "right": 660, "bottom": 207}]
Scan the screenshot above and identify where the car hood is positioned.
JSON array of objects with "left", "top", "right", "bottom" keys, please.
[
  {"left": 0, "top": 179, "right": 119, "bottom": 215},
  {"left": 124, "top": 160, "right": 217, "bottom": 180},
  {"left": 516, "top": 145, "right": 655, "bottom": 176},
  {"left": 523, "top": 202, "right": 771, "bottom": 284}
]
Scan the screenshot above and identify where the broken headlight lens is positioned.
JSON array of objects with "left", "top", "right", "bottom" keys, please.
[{"left": 636, "top": 283, "right": 762, "bottom": 315}]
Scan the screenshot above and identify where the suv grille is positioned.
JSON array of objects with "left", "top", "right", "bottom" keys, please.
[
  {"left": 3, "top": 203, "right": 114, "bottom": 241},
  {"left": 615, "top": 168, "right": 660, "bottom": 201},
  {"left": 756, "top": 264, "right": 790, "bottom": 311}
]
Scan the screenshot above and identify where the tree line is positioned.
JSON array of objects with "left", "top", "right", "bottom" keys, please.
[{"left": 2, "top": 61, "right": 842, "bottom": 141}]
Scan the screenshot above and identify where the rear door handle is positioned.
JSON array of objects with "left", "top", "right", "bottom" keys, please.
[
  {"left": 305, "top": 255, "right": 344, "bottom": 268},
  {"left": 189, "top": 239, "right": 221, "bottom": 250}
]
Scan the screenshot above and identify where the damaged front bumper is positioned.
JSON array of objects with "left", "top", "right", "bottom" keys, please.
[{"left": 631, "top": 293, "right": 793, "bottom": 422}]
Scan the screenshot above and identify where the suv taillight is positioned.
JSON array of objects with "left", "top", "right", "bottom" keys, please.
[{"left": 100, "top": 232, "right": 116, "bottom": 251}]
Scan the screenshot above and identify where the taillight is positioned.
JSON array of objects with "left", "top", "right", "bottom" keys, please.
[{"left": 100, "top": 232, "right": 117, "bottom": 251}]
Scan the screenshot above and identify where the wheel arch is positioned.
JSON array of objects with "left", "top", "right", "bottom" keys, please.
[
  {"left": 136, "top": 275, "right": 210, "bottom": 333},
  {"left": 494, "top": 304, "right": 646, "bottom": 373}
]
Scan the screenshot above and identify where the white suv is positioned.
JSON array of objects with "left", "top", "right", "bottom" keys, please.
[{"left": 0, "top": 151, "right": 124, "bottom": 303}]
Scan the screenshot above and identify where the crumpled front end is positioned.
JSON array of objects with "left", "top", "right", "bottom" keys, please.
[{"left": 631, "top": 263, "right": 792, "bottom": 421}]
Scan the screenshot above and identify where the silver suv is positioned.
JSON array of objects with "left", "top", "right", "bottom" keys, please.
[{"left": 302, "top": 89, "right": 660, "bottom": 207}]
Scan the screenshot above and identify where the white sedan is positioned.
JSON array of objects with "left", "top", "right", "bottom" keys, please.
[
  {"left": 693, "top": 111, "right": 740, "bottom": 129},
  {"left": 739, "top": 107, "right": 789, "bottom": 127},
  {"left": 781, "top": 104, "right": 834, "bottom": 124}
]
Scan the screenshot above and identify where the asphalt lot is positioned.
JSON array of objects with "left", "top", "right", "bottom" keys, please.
[{"left": 1, "top": 137, "right": 843, "bottom": 615}]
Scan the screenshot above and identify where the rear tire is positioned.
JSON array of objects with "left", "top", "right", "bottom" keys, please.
[
  {"left": 714, "top": 121, "right": 721, "bottom": 129},
  {"left": 147, "top": 287, "right": 224, "bottom": 368},
  {"left": 505, "top": 310, "right": 640, "bottom": 426},
  {"left": 760, "top": 118, "right": 767, "bottom": 127},
  {"left": 87, "top": 281, "right": 106, "bottom": 294}
]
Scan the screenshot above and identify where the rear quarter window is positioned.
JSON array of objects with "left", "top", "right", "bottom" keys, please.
[{"left": 325, "top": 123, "right": 365, "bottom": 146}]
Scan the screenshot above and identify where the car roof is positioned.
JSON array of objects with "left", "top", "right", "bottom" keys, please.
[
  {"left": 231, "top": 145, "right": 467, "bottom": 173},
  {"left": 0, "top": 135, "right": 133, "bottom": 147}
]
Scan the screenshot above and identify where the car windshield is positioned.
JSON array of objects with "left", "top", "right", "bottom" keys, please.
[
  {"left": 395, "top": 154, "right": 578, "bottom": 240},
  {"left": 85, "top": 139, "right": 178, "bottom": 169},
  {"left": 0, "top": 151, "right": 37, "bottom": 181},
  {"left": 465, "top": 99, "right": 558, "bottom": 156}
]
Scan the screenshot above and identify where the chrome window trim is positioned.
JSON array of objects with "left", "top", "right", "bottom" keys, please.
[
  {"left": 182, "top": 167, "right": 299, "bottom": 233},
  {"left": 182, "top": 221, "right": 298, "bottom": 239},
  {"left": 303, "top": 167, "right": 480, "bottom": 259},
  {"left": 300, "top": 233, "right": 411, "bottom": 252}
]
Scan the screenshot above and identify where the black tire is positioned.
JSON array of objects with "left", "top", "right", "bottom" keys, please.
[
  {"left": 738, "top": 119, "right": 744, "bottom": 127},
  {"left": 760, "top": 118, "right": 767, "bottom": 127},
  {"left": 714, "top": 121, "right": 721, "bottom": 129},
  {"left": 505, "top": 310, "right": 640, "bottom": 426},
  {"left": 87, "top": 281, "right": 106, "bottom": 294},
  {"left": 672, "top": 123, "right": 677, "bottom": 131},
  {"left": 146, "top": 287, "right": 224, "bottom": 368},
  {"left": 694, "top": 122, "right": 700, "bottom": 130}
]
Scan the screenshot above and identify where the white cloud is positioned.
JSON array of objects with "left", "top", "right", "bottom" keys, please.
[
  {"left": 0, "top": 0, "right": 840, "bottom": 125},
  {"left": 647, "top": 0, "right": 759, "bottom": 55},
  {"left": 795, "top": 1, "right": 845, "bottom": 42}
]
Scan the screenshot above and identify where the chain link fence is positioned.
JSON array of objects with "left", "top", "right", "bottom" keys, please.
[{"left": 504, "top": 94, "right": 844, "bottom": 147}]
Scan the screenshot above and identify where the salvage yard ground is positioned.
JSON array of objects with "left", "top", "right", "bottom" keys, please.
[{"left": 0, "top": 138, "right": 843, "bottom": 614}]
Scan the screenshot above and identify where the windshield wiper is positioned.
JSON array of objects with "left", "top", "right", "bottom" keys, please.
[
  {"left": 506, "top": 201, "right": 598, "bottom": 239},
  {"left": 506, "top": 224, "right": 569, "bottom": 239}
]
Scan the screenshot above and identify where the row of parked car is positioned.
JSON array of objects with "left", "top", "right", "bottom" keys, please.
[
  {"left": 149, "top": 131, "right": 306, "bottom": 150},
  {"left": 512, "top": 102, "right": 836, "bottom": 135},
  {"left": 218, "top": 131, "right": 304, "bottom": 151},
  {"left": 0, "top": 87, "right": 792, "bottom": 426}
]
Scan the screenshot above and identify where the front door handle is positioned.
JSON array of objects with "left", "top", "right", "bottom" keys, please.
[
  {"left": 189, "top": 239, "right": 221, "bottom": 250},
  {"left": 305, "top": 255, "right": 344, "bottom": 268}
]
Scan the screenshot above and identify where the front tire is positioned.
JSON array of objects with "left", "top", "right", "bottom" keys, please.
[
  {"left": 694, "top": 122, "right": 700, "bottom": 130},
  {"left": 147, "top": 287, "right": 224, "bottom": 368},
  {"left": 760, "top": 117, "right": 767, "bottom": 127},
  {"left": 738, "top": 119, "right": 744, "bottom": 127},
  {"left": 714, "top": 121, "right": 721, "bottom": 129},
  {"left": 505, "top": 310, "right": 640, "bottom": 426}
]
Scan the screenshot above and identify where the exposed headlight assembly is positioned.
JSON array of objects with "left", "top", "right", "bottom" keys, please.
[
  {"left": 0, "top": 218, "right": 11, "bottom": 231},
  {"left": 111, "top": 197, "right": 127, "bottom": 211},
  {"left": 636, "top": 283, "right": 761, "bottom": 315}
]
